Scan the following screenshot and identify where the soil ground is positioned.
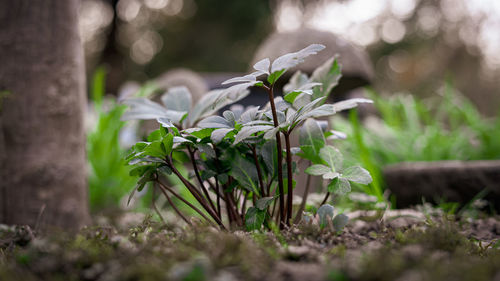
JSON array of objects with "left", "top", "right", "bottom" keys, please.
[{"left": 1, "top": 206, "right": 499, "bottom": 281}]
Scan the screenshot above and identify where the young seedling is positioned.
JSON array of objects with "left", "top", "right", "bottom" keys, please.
[{"left": 122, "top": 44, "right": 373, "bottom": 232}]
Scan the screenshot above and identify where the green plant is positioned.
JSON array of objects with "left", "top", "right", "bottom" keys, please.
[
  {"left": 121, "top": 44, "right": 372, "bottom": 231},
  {"left": 87, "top": 67, "right": 138, "bottom": 211},
  {"left": 332, "top": 84, "right": 500, "bottom": 199}
]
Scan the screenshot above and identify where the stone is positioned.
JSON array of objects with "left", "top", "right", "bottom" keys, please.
[{"left": 384, "top": 160, "right": 500, "bottom": 211}]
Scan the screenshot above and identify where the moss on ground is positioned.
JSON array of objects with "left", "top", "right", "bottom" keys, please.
[{"left": 0, "top": 212, "right": 499, "bottom": 281}]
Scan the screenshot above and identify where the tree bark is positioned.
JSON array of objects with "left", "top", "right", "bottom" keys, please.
[{"left": 0, "top": 0, "right": 90, "bottom": 230}]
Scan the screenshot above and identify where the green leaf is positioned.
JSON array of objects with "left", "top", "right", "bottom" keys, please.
[
  {"left": 296, "top": 104, "right": 335, "bottom": 122},
  {"left": 198, "top": 115, "right": 233, "bottom": 128},
  {"left": 342, "top": 166, "right": 372, "bottom": 185},
  {"left": 222, "top": 74, "right": 257, "bottom": 85},
  {"left": 332, "top": 98, "right": 373, "bottom": 112},
  {"left": 253, "top": 58, "right": 270, "bottom": 75},
  {"left": 133, "top": 142, "right": 148, "bottom": 152},
  {"left": 129, "top": 165, "right": 152, "bottom": 177},
  {"left": 317, "top": 204, "right": 334, "bottom": 229},
  {"left": 121, "top": 98, "right": 169, "bottom": 121},
  {"left": 327, "top": 177, "right": 351, "bottom": 194},
  {"left": 189, "top": 89, "right": 249, "bottom": 126},
  {"left": 267, "top": 69, "right": 285, "bottom": 85},
  {"left": 245, "top": 206, "right": 266, "bottom": 231},
  {"left": 158, "top": 165, "right": 172, "bottom": 176},
  {"left": 320, "top": 146, "right": 343, "bottom": 171},
  {"left": 261, "top": 140, "right": 278, "bottom": 177},
  {"left": 211, "top": 128, "right": 234, "bottom": 143},
  {"left": 283, "top": 71, "right": 310, "bottom": 94},
  {"left": 304, "top": 164, "right": 331, "bottom": 176},
  {"left": 299, "top": 118, "right": 325, "bottom": 152},
  {"left": 311, "top": 57, "right": 342, "bottom": 100},
  {"left": 197, "top": 144, "right": 215, "bottom": 158},
  {"left": 147, "top": 130, "right": 162, "bottom": 142},
  {"left": 284, "top": 91, "right": 302, "bottom": 104},
  {"left": 187, "top": 128, "right": 213, "bottom": 140},
  {"left": 230, "top": 154, "right": 259, "bottom": 193},
  {"left": 333, "top": 214, "right": 349, "bottom": 231},
  {"left": 271, "top": 44, "right": 325, "bottom": 73},
  {"left": 161, "top": 86, "right": 192, "bottom": 112},
  {"left": 322, "top": 171, "right": 340, "bottom": 179},
  {"left": 143, "top": 141, "right": 166, "bottom": 158},
  {"left": 256, "top": 197, "right": 274, "bottom": 210},
  {"left": 296, "top": 145, "right": 323, "bottom": 164},
  {"left": 234, "top": 125, "right": 272, "bottom": 144},
  {"left": 162, "top": 133, "right": 174, "bottom": 155}
]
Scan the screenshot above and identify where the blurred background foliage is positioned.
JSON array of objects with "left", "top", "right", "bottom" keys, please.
[
  {"left": 80, "top": 0, "right": 500, "bottom": 114},
  {"left": 80, "top": 0, "right": 500, "bottom": 211}
]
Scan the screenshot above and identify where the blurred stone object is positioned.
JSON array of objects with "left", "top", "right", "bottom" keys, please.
[
  {"left": 384, "top": 160, "right": 500, "bottom": 211},
  {"left": 154, "top": 68, "right": 209, "bottom": 103},
  {"left": 252, "top": 28, "right": 374, "bottom": 99}
]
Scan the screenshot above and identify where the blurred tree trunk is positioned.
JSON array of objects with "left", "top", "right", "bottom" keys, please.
[{"left": 0, "top": 0, "right": 90, "bottom": 230}]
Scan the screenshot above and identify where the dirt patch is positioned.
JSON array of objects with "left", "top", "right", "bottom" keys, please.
[{"left": 0, "top": 209, "right": 499, "bottom": 281}]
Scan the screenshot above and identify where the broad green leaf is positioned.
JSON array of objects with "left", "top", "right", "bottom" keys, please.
[
  {"left": 311, "top": 57, "right": 342, "bottom": 100},
  {"left": 157, "top": 117, "right": 174, "bottom": 128},
  {"left": 283, "top": 71, "right": 309, "bottom": 94},
  {"left": 198, "top": 115, "right": 232, "bottom": 128},
  {"left": 322, "top": 171, "right": 340, "bottom": 179},
  {"left": 147, "top": 130, "right": 162, "bottom": 142},
  {"left": 133, "top": 142, "right": 148, "bottom": 152},
  {"left": 222, "top": 74, "right": 257, "bottom": 85},
  {"left": 189, "top": 90, "right": 224, "bottom": 124},
  {"left": 253, "top": 58, "right": 270, "bottom": 75},
  {"left": 172, "top": 136, "right": 192, "bottom": 144},
  {"left": 189, "top": 89, "right": 249, "bottom": 126},
  {"left": 162, "top": 133, "right": 174, "bottom": 154},
  {"left": 295, "top": 145, "right": 323, "bottom": 164},
  {"left": 187, "top": 128, "right": 213, "bottom": 139},
  {"left": 271, "top": 44, "right": 325, "bottom": 73},
  {"left": 197, "top": 144, "right": 215, "bottom": 158},
  {"left": 296, "top": 104, "right": 336, "bottom": 122},
  {"left": 333, "top": 213, "right": 349, "bottom": 231},
  {"left": 319, "top": 146, "right": 343, "bottom": 171},
  {"left": 263, "top": 127, "right": 280, "bottom": 139},
  {"left": 230, "top": 154, "right": 259, "bottom": 192},
  {"left": 256, "top": 197, "right": 275, "bottom": 210},
  {"left": 291, "top": 97, "right": 326, "bottom": 125},
  {"left": 332, "top": 98, "right": 373, "bottom": 112},
  {"left": 304, "top": 164, "right": 331, "bottom": 176},
  {"left": 299, "top": 118, "right": 325, "bottom": 152},
  {"left": 121, "top": 98, "right": 169, "bottom": 121},
  {"left": 261, "top": 140, "right": 277, "bottom": 177},
  {"left": 267, "top": 69, "right": 285, "bottom": 85},
  {"left": 284, "top": 91, "right": 302, "bottom": 104},
  {"left": 234, "top": 125, "right": 273, "bottom": 144},
  {"left": 143, "top": 141, "right": 165, "bottom": 158},
  {"left": 327, "top": 177, "right": 351, "bottom": 194},
  {"left": 222, "top": 110, "right": 236, "bottom": 125},
  {"left": 211, "top": 128, "right": 234, "bottom": 143},
  {"left": 245, "top": 206, "right": 266, "bottom": 231},
  {"left": 158, "top": 165, "right": 172, "bottom": 176},
  {"left": 239, "top": 106, "right": 260, "bottom": 124},
  {"left": 219, "top": 81, "right": 256, "bottom": 100},
  {"left": 317, "top": 204, "right": 334, "bottom": 229},
  {"left": 342, "top": 166, "right": 372, "bottom": 185},
  {"left": 129, "top": 165, "right": 152, "bottom": 177},
  {"left": 161, "top": 86, "right": 192, "bottom": 112}
]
